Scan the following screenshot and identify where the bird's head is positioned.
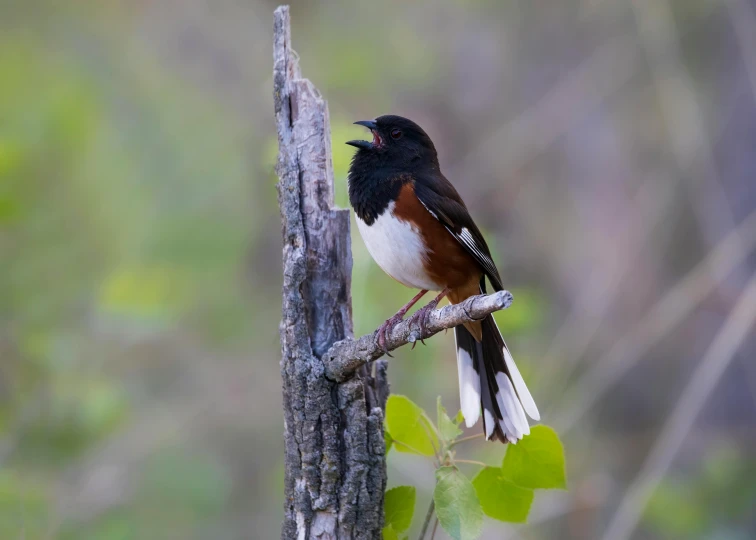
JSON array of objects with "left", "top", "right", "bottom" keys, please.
[{"left": 346, "top": 115, "right": 438, "bottom": 170}]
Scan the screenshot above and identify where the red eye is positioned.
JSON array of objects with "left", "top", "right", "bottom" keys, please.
[{"left": 390, "top": 129, "right": 402, "bottom": 139}]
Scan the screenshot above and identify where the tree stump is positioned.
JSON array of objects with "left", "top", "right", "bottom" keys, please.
[{"left": 274, "top": 7, "right": 388, "bottom": 539}]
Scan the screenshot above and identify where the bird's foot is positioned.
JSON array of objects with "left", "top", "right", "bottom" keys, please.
[
  {"left": 376, "top": 312, "right": 405, "bottom": 357},
  {"left": 407, "top": 288, "right": 450, "bottom": 349},
  {"left": 374, "top": 289, "right": 429, "bottom": 356},
  {"left": 407, "top": 303, "right": 435, "bottom": 348}
]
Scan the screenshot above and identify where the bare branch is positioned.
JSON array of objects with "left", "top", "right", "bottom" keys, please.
[{"left": 323, "top": 291, "right": 513, "bottom": 382}]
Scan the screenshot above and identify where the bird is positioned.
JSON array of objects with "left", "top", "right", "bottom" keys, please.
[{"left": 346, "top": 115, "right": 539, "bottom": 444}]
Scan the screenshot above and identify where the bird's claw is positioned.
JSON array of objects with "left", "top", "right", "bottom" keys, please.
[
  {"left": 376, "top": 328, "right": 393, "bottom": 357},
  {"left": 407, "top": 302, "right": 436, "bottom": 347},
  {"left": 375, "top": 290, "right": 444, "bottom": 354},
  {"left": 376, "top": 313, "right": 404, "bottom": 356}
]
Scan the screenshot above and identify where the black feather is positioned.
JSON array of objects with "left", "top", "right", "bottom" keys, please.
[
  {"left": 413, "top": 177, "right": 504, "bottom": 291},
  {"left": 455, "top": 318, "right": 513, "bottom": 443}
]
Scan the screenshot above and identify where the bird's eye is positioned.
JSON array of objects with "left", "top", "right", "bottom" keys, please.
[{"left": 390, "top": 129, "right": 402, "bottom": 139}]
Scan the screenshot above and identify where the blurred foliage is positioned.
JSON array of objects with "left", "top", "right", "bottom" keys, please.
[
  {"left": 644, "top": 446, "right": 756, "bottom": 539},
  {"left": 0, "top": 13, "right": 255, "bottom": 538},
  {"left": 0, "top": 470, "right": 49, "bottom": 539}
]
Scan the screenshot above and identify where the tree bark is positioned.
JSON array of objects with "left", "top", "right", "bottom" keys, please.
[
  {"left": 274, "top": 6, "right": 514, "bottom": 538},
  {"left": 275, "top": 7, "right": 388, "bottom": 539}
]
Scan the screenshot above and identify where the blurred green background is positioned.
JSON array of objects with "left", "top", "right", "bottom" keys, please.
[{"left": 1, "top": 0, "right": 755, "bottom": 538}]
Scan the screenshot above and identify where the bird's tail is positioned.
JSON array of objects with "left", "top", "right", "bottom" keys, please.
[{"left": 454, "top": 315, "right": 540, "bottom": 443}]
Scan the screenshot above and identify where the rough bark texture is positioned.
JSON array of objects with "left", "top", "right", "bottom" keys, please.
[
  {"left": 274, "top": 7, "right": 515, "bottom": 539},
  {"left": 275, "top": 7, "right": 387, "bottom": 539}
]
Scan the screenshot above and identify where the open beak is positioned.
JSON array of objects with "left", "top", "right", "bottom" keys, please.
[{"left": 346, "top": 120, "right": 379, "bottom": 149}]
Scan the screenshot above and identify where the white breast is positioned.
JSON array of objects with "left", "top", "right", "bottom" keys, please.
[{"left": 356, "top": 201, "right": 441, "bottom": 291}]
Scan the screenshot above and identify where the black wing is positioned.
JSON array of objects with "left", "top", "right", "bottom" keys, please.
[{"left": 413, "top": 174, "right": 504, "bottom": 291}]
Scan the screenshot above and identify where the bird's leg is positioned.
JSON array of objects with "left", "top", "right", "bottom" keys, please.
[
  {"left": 376, "top": 289, "right": 428, "bottom": 355},
  {"left": 408, "top": 287, "right": 450, "bottom": 348}
]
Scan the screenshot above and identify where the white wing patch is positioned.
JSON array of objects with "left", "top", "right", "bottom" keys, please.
[
  {"left": 418, "top": 199, "right": 438, "bottom": 219},
  {"left": 455, "top": 227, "right": 500, "bottom": 281}
]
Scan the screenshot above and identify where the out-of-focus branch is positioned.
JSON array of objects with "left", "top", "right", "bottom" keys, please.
[
  {"left": 555, "top": 209, "right": 756, "bottom": 433},
  {"left": 539, "top": 174, "right": 676, "bottom": 394},
  {"left": 452, "top": 33, "right": 640, "bottom": 179},
  {"left": 631, "top": 0, "right": 737, "bottom": 248},
  {"left": 725, "top": 0, "right": 756, "bottom": 103},
  {"left": 323, "top": 291, "right": 513, "bottom": 382},
  {"left": 601, "top": 270, "right": 756, "bottom": 540}
]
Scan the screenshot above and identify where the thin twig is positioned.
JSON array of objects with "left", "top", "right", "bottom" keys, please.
[
  {"left": 419, "top": 415, "right": 442, "bottom": 463},
  {"left": 601, "top": 270, "right": 756, "bottom": 540},
  {"left": 418, "top": 498, "right": 435, "bottom": 540},
  {"left": 392, "top": 440, "right": 435, "bottom": 460},
  {"left": 454, "top": 459, "right": 487, "bottom": 467},
  {"left": 449, "top": 433, "right": 484, "bottom": 447},
  {"left": 430, "top": 518, "right": 439, "bottom": 540}
]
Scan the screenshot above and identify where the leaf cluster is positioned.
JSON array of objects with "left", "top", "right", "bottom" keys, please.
[{"left": 383, "top": 395, "right": 566, "bottom": 540}]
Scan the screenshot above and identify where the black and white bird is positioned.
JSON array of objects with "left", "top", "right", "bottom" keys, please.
[{"left": 346, "top": 115, "right": 539, "bottom": 443}]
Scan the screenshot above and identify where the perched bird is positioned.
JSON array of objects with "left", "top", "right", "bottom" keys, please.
[{"left": 346, "top": 115, "right": 539, "bottom": 443}]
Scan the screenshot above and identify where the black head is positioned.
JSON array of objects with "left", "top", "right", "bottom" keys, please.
[{"left": 346, "top": 115, "right": 438, "bottom": 171}]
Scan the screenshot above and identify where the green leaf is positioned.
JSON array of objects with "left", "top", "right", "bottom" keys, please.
[
  {"left": 502, "top": 425, "right": 566, "bottom": 490},
  {"left": 382, "top": 525, "right": 399, "bottom": 540},
  {"left": 437, "top": 396, "right": 463, "bottom": 442},
  {"left": 385, "top": 395, "right": 438, "bottom": 456},
  {"left": 454, "top": 410, "right": 465, "bottom": 425},
  {"left": 384, "top": 486, "right": 416, "bottom": 532},
  {"left": 434, "top": 466, "right": 483, "bottom": 540},
  {"left": 472, "top": 467, "right": 534, "bottom": 523},
  {"left": 385, "top": 430, "right": 393, "bottom": 454}
]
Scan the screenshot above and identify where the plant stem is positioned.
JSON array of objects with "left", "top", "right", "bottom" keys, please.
[
  {"left": 419, "top": 417, "right": 442, "bottom": 462},
  {"left": 393, "top": 440, "right": 435, "bottom": 460},
  {"left": 430, "top": 517, "right": 439, "bottom": 540},
  {"left": 418, "top": 498, "right": 435, "bottom": 540},
  {"left": 454, "top": 459, "right": 487, "bottom": 467},
  {"left": 449, "top": 433, "right": 483, "bottom": 447}
]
